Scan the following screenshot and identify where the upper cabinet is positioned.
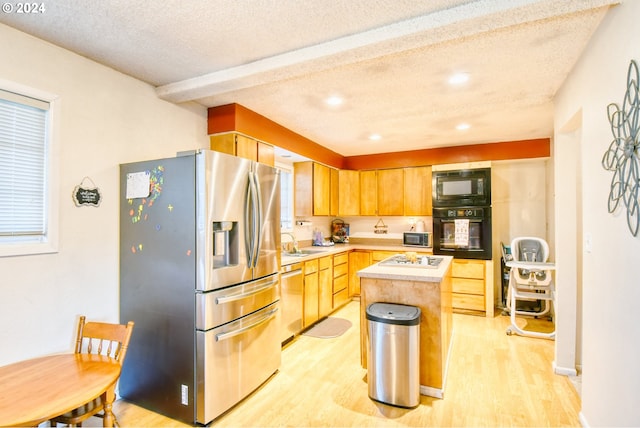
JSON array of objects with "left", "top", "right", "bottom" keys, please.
[
  {"left": 313, "top": 163, "right": 331, "bottom": 216},
  {"left": 359, "top": 170, "right": 377, "bottom": 216},
  {"left": 330, "top": 168, "right": 339, "bottom": 216},
  {"left": 378, "top": 168, "right": 404, "bottom": 216},
  {"left": 294, "top": 163, "right": 432, "bottom": 217},
  {"left": 359, "top": 169, "right": 404, "bottom": 216},
  {"left": 294, "top": 161, "right": 334, "bottom": 216},
  {"left": 338, "top": 170, "right": 360, "bottom": 216},
  {"left": 210, "top": 133, "right": 275, "bottom": 166},
  {"left": 404, "top": 166, "right": 432, "bottom": 216}
]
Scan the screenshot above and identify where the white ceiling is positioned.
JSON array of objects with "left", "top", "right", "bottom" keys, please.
[{"left": 0, "top": 0, "right": 616, "bottom": 158}]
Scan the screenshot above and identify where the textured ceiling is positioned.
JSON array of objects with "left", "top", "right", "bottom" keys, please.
[{"left": 0, "top": 0, "right": 617, "bottom": 157}]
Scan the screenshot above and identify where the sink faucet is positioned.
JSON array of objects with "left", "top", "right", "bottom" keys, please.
[{"left": 281, "top": 232, "right": 300, "bottom": 253}]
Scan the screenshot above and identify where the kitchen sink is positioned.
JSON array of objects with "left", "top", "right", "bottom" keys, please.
[{"left": 282, "top": 249, "right": 328, "bottom": 257}]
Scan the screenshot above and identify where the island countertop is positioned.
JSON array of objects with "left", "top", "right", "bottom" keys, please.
[{"left": 357, "top": 255, "right": 453, "bottom": 283}]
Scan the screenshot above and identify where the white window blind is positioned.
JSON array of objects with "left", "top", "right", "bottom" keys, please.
[{"left": 0, "top": 89, "right": 49, "bottom": 242}]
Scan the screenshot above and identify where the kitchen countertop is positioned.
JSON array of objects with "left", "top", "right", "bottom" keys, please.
[
  {"left": 280, "top": 243, "right": 433, "bottom": 266},
  {"left": 357, "top": 255, "right": 453, "bottom": 283}
]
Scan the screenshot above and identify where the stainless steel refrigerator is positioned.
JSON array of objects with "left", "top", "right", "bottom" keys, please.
[{"left": 119, "top": 150, "right": 281, "bottom": 425}]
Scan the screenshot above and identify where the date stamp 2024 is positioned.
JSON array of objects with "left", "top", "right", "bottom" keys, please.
[{"left": 2, "top": 2, "right": 46, "bottom": 13}]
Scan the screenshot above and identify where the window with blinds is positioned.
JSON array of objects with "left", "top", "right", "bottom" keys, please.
[{"left": 0, "top": 89, "right": 49, "bottom": 243}]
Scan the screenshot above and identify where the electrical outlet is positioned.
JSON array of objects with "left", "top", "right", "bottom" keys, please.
[{"left": 181, "top": 384, "right": 188, "bottom": 405}]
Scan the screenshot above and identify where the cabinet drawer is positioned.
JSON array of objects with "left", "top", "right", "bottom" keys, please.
[
  {"left": 451, "top": 277, "right": 484, "bottom": 295},
  {"left": 333, "top": 287, "right": 349, "bottom": 308},
  {"left": 304, "top": 259, "right": 319, "bottom": 274},
  {"left": 333, "top": 262, "right": 348, "bottom": 278},
  {"left": 452, "top": 292, "right": 485, "bottom": 311},
  {"left": 319, "top": 255, "right": 332, "bottom": 270},
  {"left": 452, "top": 259, "right": 485, "bottom": 279},
  {"left": 333, "top": 274, "right": 348, "bottom": 294},
  {"left": 334, "top": 252, "right": 348, "bottom": 265}
]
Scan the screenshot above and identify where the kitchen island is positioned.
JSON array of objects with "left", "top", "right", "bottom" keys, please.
[{"left": 357, "top": 254, "right": 453, "bottom": 399}]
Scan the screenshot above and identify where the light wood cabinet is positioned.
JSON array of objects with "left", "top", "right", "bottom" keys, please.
[
  {"left": 404, "top": 166, "right": 432, "bottom": 216},
  {"left": 330, "top": 168, "right": 339, "bottom": 216},
  {"left": 235, "top": 134, "right": 258, "bottom": 161},
  {"left": 371, "top": 250, "right": 397, "bottom": 262},
  {"left": 332, "top": 252, "right": 349, "bottom": 309},
  {"left": 209, "top": 133, "right": 275, "bottom": 166},
  {"left": 338, "top": 170, "right": 360, "bottom": 216},
  {"left": 303, "top": 259, "right": 319, "bottom": 327},
  {"left": 451, "top": 258, "right": 494, "bottom": 317},
  {"left": 377, "top": 168, "right": 404, "bottom": 215},
  {"left": 313, "top": 163, "right": 330, "bottom": 216},
  {"left": 348, "top": 251, "right": 371, "bottom": 296},
  {"left": 257, "top": 141, "right": 275, "bottom": 165},
  {"left": 359, "top": 168, "right": 405, "bottom": 216},
  {"left": 294, "top": 161, "right": 331, "bottom": 216},
  {"left": 318, "top": 256, "right": 333, "bottom": 319},
  {"left": 360, "top": 171, "right": 377, "bottom": 215}
]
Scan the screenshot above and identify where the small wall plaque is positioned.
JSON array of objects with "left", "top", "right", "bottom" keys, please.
[{"left": 73, "top": 177, "right": 102, "bottom": 207}]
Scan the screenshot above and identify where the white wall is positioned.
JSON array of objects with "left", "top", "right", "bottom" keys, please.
[
  {"left": 554, "top": 1, "right": 640, "bottom": 425},
  {"left": 491, "top": 159, "right": 549, "bottom": 306},
  {"left": 0, "top": 24, "right": 208, "bottom": 366}
]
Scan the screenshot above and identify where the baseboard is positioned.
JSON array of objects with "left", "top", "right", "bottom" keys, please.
[
  {"left": 579, "top": 411, "right": 589, "bottom": 427},
  {"left": 553, "top": 360, "right": 578, "bottom": 376},
  {"left": 420, "top": 385, "right": 443, "bottom": 399}
]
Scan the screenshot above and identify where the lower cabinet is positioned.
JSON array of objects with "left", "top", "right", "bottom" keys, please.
[
  {"left": 332, "top": 252, "right": 349, "bottom": 309},
  {"left": 371, "top": 250, "right": 397, "bottom": 263},
  {"left": 348, "top": 251, "right": 371, "bottom": 297},
  {"left": 318, "top": 255, "right": 333, "bottom": 319},
  {"left": 303, "top": 259, "right": 319, "bottom": 328},
  {"left": 296, "top": 250, "right": 493, "bottom": 334},
  {"left": 303, "top": 254, "right": 349, "bottom": 330},
  {"left": 451, "top": 258, "right": 494, "bottom": 317}
]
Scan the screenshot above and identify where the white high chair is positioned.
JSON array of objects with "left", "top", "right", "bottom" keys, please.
[{"left": 505, "top": 236, "right": 556, "bottom": 339}]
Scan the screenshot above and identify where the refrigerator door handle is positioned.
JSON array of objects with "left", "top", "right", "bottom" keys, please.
[
  {"left": 215, "top": 277, "right": 278, "bottom": 304},
  {"left": 215, "top": 307, "right": 278, "bottom": 342},
  {"left": 244, "top": 174, "right": 255, "bottom": 268},
  {"left": 252, "top": 171, "right": 264, "bottom": 268},
  {"left": 248, "top": 171, "right": 261, "bottom": 268}
]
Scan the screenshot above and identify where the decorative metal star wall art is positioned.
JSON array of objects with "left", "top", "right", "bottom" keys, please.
[{"left": 602, "top": 60, "right": 640, "bottom": 236}]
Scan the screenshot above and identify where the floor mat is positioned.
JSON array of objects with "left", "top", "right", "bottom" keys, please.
[
  {"left": 302, "top": 317, "right": 352, "bottom": 339},
  {"left": 522, "top": 317, "right": 555, "bottom": 333}
]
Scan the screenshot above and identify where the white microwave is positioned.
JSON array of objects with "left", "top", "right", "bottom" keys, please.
[{"left": 403, "top": 232, "right": 432, "bottom": 248}]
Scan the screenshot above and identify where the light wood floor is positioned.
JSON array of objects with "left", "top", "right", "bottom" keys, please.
[{"left": 97, "top": 301, "right": 580, "bottom": 427}]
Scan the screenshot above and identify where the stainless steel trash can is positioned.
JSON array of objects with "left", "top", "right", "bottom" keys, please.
[{"left": 366, "top": 302, "right": 421, "bottom": 408}]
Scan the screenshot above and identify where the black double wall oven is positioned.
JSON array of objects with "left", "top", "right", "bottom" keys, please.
[{"left": 432, "top": 168, "right": 492, "bottom": 260}]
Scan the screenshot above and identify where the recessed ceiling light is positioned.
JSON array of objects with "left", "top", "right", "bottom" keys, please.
[
  {"left": 369, "top": 134, "right": 382, "bottom": 141},
  {"left": 456, "top": 123, "right": 471, "bottom": 131},
  {"left": 325, "top": 96, "right": 343, "bottom": 106},
  {"left": 448, "top": 72, "right": 470, "bottom": 85}
]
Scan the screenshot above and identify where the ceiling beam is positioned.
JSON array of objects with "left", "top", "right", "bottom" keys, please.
[{"left": 157, "top": 0, "right": 588, "bottom": 104}]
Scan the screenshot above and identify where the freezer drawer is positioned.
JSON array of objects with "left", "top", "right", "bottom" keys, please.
[
  {"left": 196, "top": 274, "right": 279, "bottom": 331},
  {"left": 196, "top": 301, "right": 281, "bottom": 424}
]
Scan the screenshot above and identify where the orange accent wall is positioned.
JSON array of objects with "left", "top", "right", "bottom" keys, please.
[
  {"left": 343, "top": 139, "right": 550, "bottom": 170},
  {"left": 208, "top": 103, "right": 550, "bottom": 170},
  {"left": 208, "top": 104, "right": 345, "bottom": 168}
]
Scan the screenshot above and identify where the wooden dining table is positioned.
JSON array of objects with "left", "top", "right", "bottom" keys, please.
[{"left": 0, "top": 353, "right": 122, "bottom": 427}]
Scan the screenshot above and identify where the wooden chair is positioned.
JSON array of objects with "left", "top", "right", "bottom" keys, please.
[{"left": 51, "top": 316, "right": 134, "bottom": 427}]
